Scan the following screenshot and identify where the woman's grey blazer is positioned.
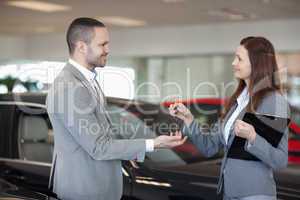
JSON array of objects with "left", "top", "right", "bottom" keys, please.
[{"left": 182, "top": 91, "right": 290, "bottom": 198}]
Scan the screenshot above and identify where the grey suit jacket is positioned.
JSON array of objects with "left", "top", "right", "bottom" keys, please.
[
  {"left": 46, "top": 63, "right": 147, "bottom": 200},
  {"left": 182, "top": 91, "right": 290, "bottom": 198}
]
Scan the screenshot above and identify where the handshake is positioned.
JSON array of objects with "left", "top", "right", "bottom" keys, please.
[{"left": 152, "top": 102, "right": 195, "bottom": 149}]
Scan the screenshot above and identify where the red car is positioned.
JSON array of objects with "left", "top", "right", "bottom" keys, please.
[{"left": 161, "top": 98, "right": 300, "bottom": 164}]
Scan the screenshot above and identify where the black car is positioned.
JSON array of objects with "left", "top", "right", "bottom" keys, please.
[
  {"left": 0, "top": 177, "right": 58, "bottom": 200},
  {"left": 0, "top": 93, "right": 300, "bottom": 200}
]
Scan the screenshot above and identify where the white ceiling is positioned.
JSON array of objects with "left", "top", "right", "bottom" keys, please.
[{"left": 1, "top": 0, "right": 300, "bottom": 35}]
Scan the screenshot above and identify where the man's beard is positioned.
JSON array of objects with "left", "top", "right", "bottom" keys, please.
[
  {"left": 86, "top": 47, "right": 106, "bottom": 68},
  {"left": 87, "top": 55, "right": 105, "bottom": 69}
]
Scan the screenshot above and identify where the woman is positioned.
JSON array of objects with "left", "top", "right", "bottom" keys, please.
[{"left": 169, "top": 37, "right": 290, "bottom": 200}]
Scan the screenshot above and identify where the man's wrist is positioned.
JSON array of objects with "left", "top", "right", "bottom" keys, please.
[
  {"left": 153, "top": 138, "right": 162, "bottom": 149},
  {"left": 145, "top": 139, "right": 154, "bottom": 152}
]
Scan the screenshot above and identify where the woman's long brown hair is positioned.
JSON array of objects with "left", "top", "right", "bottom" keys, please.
[{"left": 222, "top": 36, "right": 282, "bottom": 118}]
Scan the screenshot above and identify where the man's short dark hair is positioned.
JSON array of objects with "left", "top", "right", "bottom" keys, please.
[{"left": 66, "top": 17, "right": 105, "bottom": 55}]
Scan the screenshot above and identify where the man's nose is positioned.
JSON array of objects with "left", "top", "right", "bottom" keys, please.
[
  {"left": 104, "top": 46, "right": 109, "bottom": 54},
  {"left": 232, "top": 58, "right": 237, "bottom": 66}
]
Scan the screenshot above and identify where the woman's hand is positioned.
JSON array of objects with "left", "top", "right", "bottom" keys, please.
[
  {"left": 234, "top": 120, "right": 257, "bottom": 144},
  {"left": 169, "top": 103, "right": 194, "bottom": 126}
]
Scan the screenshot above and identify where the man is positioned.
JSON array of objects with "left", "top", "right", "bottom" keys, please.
[{"left": 46, "top": 17, "right": 186, "bottom": 200}]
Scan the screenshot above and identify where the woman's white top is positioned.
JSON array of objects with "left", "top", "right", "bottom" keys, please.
[{"left": 224, "top": 87, "right": 249, "bottom": 144}]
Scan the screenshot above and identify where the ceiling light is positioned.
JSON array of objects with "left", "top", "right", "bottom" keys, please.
[
  {"left": 6, "top": 0, "right": 71, "bottom": 12},
  {"left": 208, "top": 8, "right": 256, "bottom": 21},
  {"left": 98, "top": 16, "right": 146, "bottom": 27}
]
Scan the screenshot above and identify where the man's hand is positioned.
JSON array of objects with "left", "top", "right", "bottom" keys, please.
[
  {"left": 154, "top": 131, "right": 187, "bottom": 149},
  {"left": 234, "top": 120, "right": 257, "bottom": 143}
]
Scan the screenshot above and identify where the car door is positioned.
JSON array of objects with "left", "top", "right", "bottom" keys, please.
[
  {"left": 127, "top": 146, "right": 221, "bottom": 200},
  {"left": 127, "top": 102, "right": 223, "bottom": 200},
  {"left": 0, "top": 102, "right": 54, "bottom": 197}
]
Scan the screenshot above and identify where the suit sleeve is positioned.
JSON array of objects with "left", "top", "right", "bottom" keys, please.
[
  {"left": 47, "top": 83, "right": 146, "bottom": 162},
  {"left": 245, "top": 93, "right": 290, "bottom": 170},
  {"left": 182, "top": 119, "right": 223, "bottom": 157}
]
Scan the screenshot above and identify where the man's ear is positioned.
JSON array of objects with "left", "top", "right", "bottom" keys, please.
[{"left": 76, "top": 41, "right": 88, "bottom": 54}]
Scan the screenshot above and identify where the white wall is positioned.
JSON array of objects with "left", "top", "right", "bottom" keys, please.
[
  {"left": 146, "top": 55, "right": 236, "bottom": 102},
  {"left": 26, "top": 34, "right": 67, "bottom": 61},
  {"left": 0, "top": 35, "right": 26, "bottom": 62},
  {"left": 110, "top": 19, "right": 300, "bottom": 56},
  {"left": 1, "top": 19, "right": 299, "bottom": 102},
  {"left": 0, "top": 19, "right": 298, "bottom": 62}
]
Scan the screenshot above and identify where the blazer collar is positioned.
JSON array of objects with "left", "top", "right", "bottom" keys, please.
[
  {"left": 64, "top": 62, "right": 112, "bottom": 125},
  {"left": 222, "top": 102, "right": 237, "bottom": 132},
  {"left": 68, "top": 58, "right": 97, "bottom": 83},
  {"left": 220, "top": 100, "right": 248, "bottom": 146},
  {"left": 65, "top": 63, "right": 100, "bottom": 102},
  {"left": 226, "top": 104, "right": 248, "bottom": 148}
]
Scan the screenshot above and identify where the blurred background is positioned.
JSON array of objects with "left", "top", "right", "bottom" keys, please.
[{"left": 0, "top": 0, "right": 299, "bottom": 111}]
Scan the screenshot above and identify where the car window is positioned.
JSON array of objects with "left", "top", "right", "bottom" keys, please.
[
  {"left": 18, "top": 111, "right": 53, "bottom": 163},
  {"left": 0, "top": 105, "right": 15, "bottom": 158}
]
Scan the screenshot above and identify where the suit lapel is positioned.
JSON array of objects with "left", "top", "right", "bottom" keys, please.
[
  {"left": 65, "top": 63, "right": 112, "bottom": 125},
  {"left": 226, "top": 106, "right": 248, "bottom": 148},
  {"left": 65, "top": 64, "right": 101, "bottom": 102}
]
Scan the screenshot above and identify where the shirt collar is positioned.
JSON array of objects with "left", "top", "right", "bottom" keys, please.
[
  {"left": 68, "top": 58, "right": 97, "bottom": 82},
  {"left": 237, "top": 87, "right": 249, "bottom": 105}
]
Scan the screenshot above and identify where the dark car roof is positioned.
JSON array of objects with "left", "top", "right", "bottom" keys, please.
[
  {"left": 0, "top": 92, "right": 157, "bottom": 107},
  {"left": 0, "top": 92, "right": 161, "bottom": 125},
  {"left": 163, "top": 98, "right": 226, "bottom": 107}
]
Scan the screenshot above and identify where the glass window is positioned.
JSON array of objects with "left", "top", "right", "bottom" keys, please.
[{"left": 18, "top": 111, "right": 53, "bottom": 163}]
